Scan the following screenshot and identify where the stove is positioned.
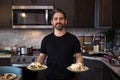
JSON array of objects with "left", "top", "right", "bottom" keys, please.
[{"left": 11, "top": 55, "right": 38, "bottom": 67}]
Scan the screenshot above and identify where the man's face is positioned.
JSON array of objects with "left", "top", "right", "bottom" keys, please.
[{"left": 51, "top": 12, "right": 67, "bottom": 30}]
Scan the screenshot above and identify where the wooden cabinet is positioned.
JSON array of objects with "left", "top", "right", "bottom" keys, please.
[
  {"left": 99, "top": 0, "right": 112, "bottom": 27},
  {"left": 0, "top": 0, "right": 12, "bottom": 29},
  {"left": 74, "top": 0, "right": 94, "bottom": 27},
  {"left": 36, "top": 0, "right": 54, "bottom": 5},
  {"left": 112, "top": 0, "right": 120, "bottom": 29},
  {"left": 0, "top": 58, "right": 11, "bottom": 66},
  {"left": 74, "top": 0, "right": 113, "bottom": 28},
  {"left": 54, "top": 0, "right": 74, "bottom": 27},
  {"left": 10, "top": 0, "right": 120, "bottom": 28},
  {"left": 12, "top": 0, "right": 54, "bottom": 5},
  {"left": 12, "top": 0, "right": 33, "bottom": 5}
]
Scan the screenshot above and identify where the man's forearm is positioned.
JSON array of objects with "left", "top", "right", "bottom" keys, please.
[
  {"left": 75, "top": 53, "right": 84, "bottom": 63},
  {"left": 36, "top": 53, "right": 46, "bottom": 63}
]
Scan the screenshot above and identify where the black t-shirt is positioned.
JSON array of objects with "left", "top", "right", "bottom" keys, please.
[{"left": 40, "top": 32, "right": 81, "bottom": 80}]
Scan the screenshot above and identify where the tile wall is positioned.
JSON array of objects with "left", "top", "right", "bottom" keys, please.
[{"left": 0, "top": 28, "right": 107, "bottom": 49}]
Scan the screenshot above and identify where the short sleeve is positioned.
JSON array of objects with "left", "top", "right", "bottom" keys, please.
[
  {"left": 74, "top": 36, "right": 81, "bottom": 53},
  {"left": 40, "top": 37, "right": 47, "bottom": 54}
]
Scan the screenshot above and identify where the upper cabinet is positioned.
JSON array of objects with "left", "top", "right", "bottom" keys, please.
[
  {"left": 74, "top": 0, "right": 112, "bottom": 28},
  {"left": 54, "top": 0, "right": 74, "bottom": 27},
  {"left": 1, "top": 0, "right": 119, "bottom": 29},
  {"left": 36, "top": 0, "right": 54, "bottom": 5},
  {"left": 99, "top": 0, "right": 112, "bottom": 27},
  {"left": 112, "top": 0, "right": 120, "bottom": 29},
  {"left": 74, "top": 0, "right": 94, "bottom": 27},
  {"left": 12, "top": 0, "right": 33, "bottom": 5},
  {"left": 12, "top": 0, "right": 54, "bottom": 5},
  {"left": 0, "top": 0, "right": 12, "bottom": 29}
]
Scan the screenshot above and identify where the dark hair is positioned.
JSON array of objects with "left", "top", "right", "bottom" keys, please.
[{"left": 51, "top": 9, "right": 67, "bottom": 20}]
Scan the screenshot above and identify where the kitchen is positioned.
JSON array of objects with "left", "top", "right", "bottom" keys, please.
[{"left": 0, "top": 0, "right": 120, "bottom": 80}]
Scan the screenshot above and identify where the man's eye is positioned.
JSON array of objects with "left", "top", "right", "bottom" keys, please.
[
  {"left": 54, "top": 18, "right": 58, "bottom": 20},
  {"left": 60, "top": 18, "right": 64, "bottom": 20}
]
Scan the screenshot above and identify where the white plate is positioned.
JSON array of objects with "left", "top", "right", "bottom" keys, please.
[
  {"left": 67, "top": 66, "right": 89, "bottom": 73},
  {"left": 26, "top": 65, "right": 48, "bottom": 71},
  {"left": 1, "top": 73, "right": 17, "bottom": 80}
]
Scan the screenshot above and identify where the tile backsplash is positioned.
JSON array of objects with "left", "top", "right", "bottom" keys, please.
[{"left": 0, "top": 28, "right": 108, "bottom": 49}]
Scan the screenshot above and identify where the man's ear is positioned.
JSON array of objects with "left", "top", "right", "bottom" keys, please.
[
  {"left": 51, "top": 20, "right": 53, "bottom": 25},
  {"left": 65, "top": 20, "right": 67, "bottom": 24}
]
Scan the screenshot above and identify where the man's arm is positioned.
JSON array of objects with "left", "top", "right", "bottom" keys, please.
[
  {"left": 75, "top": 53, "right": 84, "bottom": 64},
  {"left": 36, "top": 53, "right": 46, "bottom": 64}
]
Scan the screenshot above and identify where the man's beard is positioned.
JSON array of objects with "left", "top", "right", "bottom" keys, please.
[{"left": 54, "top": 23, "right": 64, "bottom": 30}]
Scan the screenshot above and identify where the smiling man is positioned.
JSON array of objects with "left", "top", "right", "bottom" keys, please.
[{"left": 36, "top": 9, "right": 84, "bottom": 80}]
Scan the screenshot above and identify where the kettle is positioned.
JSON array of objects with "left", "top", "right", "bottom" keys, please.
[{"left": 17, "top": 46, "right": 27, "bottom": 55}]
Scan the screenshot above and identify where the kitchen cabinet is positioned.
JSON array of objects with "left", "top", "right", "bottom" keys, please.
[
  {"left": 36, "top": 0, "right": 54, "bottom": 6},
  {"left": 74, "top": 0, "right": 94, "bottom": 27},
  {"left": 12, "top": 0, "right": 33, "bottom": 5},
  {"left": 12, "top": 0, "right": 54, "bottom": 5},
  {"left": 78, "top": 58, "right": 112, "bottom": 80},
  {"left": 54, "top": 0, "right": 74, "bottom": 27},
  {"left": 0, "top": 58, "right": 11, "bottom": 66},
  {"left": 74, "top": 0, "right": 113, "bottom": 28},
  {"left": 112, "top": 0, "right": 120, "bottom": 29},
  {"left": 99, "top": 0, "right": 112, "bottom": 28},
  {"left": 0, "top": 0, "right": 12, "bottom": 29}
]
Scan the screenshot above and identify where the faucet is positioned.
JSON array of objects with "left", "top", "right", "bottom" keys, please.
[{"left": 92, "top": 31, "right": 106, "bottom": 52}]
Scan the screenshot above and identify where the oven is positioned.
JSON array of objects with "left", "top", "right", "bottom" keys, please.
[{"left": 11, "top": 55, "right": 45, "bottom": 80}]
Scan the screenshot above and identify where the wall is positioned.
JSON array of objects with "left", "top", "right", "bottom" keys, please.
[{"left": 0, "top": 28, "right": 106, "bottom": 49}]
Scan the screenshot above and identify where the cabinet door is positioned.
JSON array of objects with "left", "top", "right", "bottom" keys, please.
[
  {"left": 0, "top": 58, "right": 11, "bottom": 66},
  {"left": 74, "top": 0, "right": 94, "bottom": 27},
  {"left": 36, "top": 0, "right": 54, "bottom": 5},
  {"left": 112, "top": 0, "right": 120, "bottom": 29},
  {"left": 12, "top": 0, "right": 32, "bottom": 5},
  {"left": 0, "top": 0, "right": 11, "bottom": 29},
  {"left": 99, "top": 0, "right": 112, "bottom": 27},
  {"left": 54, "top": 0, "right": 74, "bottom": 27},
  {"left": 12, "top": 0, "right": 54, "bottom": 5}
]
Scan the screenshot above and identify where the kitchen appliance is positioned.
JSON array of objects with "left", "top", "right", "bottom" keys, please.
[
  {"left": 11, "top": 55, "right": 37, "bottom": 67},
  {"left": 17, "top": 46, "right": 33, "bottom": 55},
  {"left": 12, "top": 6, "right": 54, "bottom": 29},
  {"left": 17, "top": 46, "right": 27, "bottom": 55}
]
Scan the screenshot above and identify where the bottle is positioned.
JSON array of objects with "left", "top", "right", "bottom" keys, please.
[{"left": 93, "top": 44, "right": 99, "bottom": 53}]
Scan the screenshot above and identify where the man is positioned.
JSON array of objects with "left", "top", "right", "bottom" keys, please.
[{"left": 36, "top": 9, "right": 84, "bottom": 80}]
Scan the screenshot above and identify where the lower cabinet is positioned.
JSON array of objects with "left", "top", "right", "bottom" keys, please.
[
  {"left": 20, "top": 67, "right": 45, "bottom": 80},
  {"left": 0, "top": 58, "right": 11, "bottom": 66},
  {"left": 77, "top": 58, "right": 112, "bottom": 80}
]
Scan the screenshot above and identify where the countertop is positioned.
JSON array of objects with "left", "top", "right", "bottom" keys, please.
[
  {"left": 1, "top": 54, "right": 120, "bottom": 76},
  {"left": 0, "top": 54, "right": 12, "bottom": 58},
  {"left": 83, "top": 56, "right": 120, "bottom": 76}
]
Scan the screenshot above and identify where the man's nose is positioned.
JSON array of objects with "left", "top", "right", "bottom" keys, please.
[{"left": 56, "top": 19, "right": 61, "bottom": 23}]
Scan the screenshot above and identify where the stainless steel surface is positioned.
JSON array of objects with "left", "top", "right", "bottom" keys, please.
[
  {"left": 11, "top": 55, "right": 37, "bottom": 67},
  {"left": 45, "top": 9, "right": 48, "bottom": 24},
  {"left": 12, "top": 25, "right": 53, "bottom": 29},
  {"left": 12, "top": 6, "right": 53, "bottom": 9},
  {"left": 17, "top": 46, "right": 27, "bottom": 55},
  {"left": 12, "top": 6, "right": 53, "bottom": 29}
]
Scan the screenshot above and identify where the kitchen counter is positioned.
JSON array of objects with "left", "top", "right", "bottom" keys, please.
[
  {"left": 83, "top": 56, "right": 120, "bottom": 76},
  {"left": 0, "top": 54, "right": 12, "bottom": 58},
  {"left": 1, "top": 54, "right": 120, "bottom": 77}
]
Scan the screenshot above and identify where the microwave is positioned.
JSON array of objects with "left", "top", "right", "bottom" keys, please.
[{"left": 12, "top": 6, "right": 54, "bottom": 29}]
